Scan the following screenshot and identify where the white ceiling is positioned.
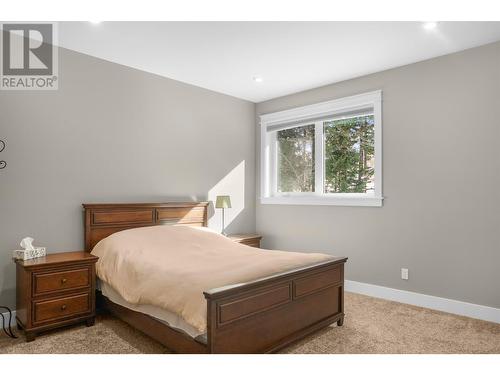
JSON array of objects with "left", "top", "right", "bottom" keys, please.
[{"left": 58, "top": 22, "right": 500, "bottom": 102}]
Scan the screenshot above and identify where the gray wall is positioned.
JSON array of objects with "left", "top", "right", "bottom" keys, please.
[
  {"left": 0, "top": 47, "right": 256, "bottom": 308},
  {"left": 256, "top": 41, "right": 500, "bottom": 308}
]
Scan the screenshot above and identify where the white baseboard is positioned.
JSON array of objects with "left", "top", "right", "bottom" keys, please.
[
  {"left": 345, "top": 280, "right": 500, "bottom": 324},
  {"left": 0, "top": 309, "right": 16, "bottom": 327}
]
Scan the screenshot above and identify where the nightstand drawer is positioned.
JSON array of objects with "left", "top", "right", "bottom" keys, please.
[
  {"left": 33, "top": 293, "right": 90, "bottom": 323},
  {"left": 33, "top": 267, "right": 90, "bottom": 295}
]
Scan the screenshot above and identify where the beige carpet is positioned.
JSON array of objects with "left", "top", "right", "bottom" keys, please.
[{"left": 1, "top": 292, "right": 499, "bottom": 354}]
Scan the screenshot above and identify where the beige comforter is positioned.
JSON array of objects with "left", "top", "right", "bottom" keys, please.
[{"left": 91, "top": 225, "right": 333, "bottom": 334}]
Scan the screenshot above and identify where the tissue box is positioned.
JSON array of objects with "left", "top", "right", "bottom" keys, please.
[{"left": 12, "top": 247, "right": 46, "bottom": 261}]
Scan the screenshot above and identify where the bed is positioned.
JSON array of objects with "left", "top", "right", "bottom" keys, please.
[{"left": 83, "top": 202, "right": 347, "bottom": 353}]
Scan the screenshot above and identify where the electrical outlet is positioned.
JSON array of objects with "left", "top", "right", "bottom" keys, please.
[{"left": 401, "top": 268, "right": 409, "bottom": 280}]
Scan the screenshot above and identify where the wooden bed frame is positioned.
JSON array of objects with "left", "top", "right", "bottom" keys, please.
[{"left": 83, "top": 202, "right": 347, "bottom": 353}]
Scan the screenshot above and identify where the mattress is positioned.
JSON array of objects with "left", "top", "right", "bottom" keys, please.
[{"left": 98, "top": 279, "right": 201, "bottom": 338}]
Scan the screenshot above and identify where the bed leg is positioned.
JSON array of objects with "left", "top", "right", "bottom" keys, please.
[
  {"left": 337, "top": 317, "right": 344, "bottom": 326},
  {"left": 85, "top": 317, "right": 95, "bottom": 327}
]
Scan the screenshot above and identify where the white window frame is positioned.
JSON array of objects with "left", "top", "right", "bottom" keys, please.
[{"left": 260, "top": 90, "right": 383, "bottom": 207}]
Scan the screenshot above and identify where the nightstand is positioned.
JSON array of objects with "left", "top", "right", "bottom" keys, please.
[
  {"left": 14, "top": 251, "right": 98, "bottom": 342},
  {"left": 228, "top": 234, "right": 262, "bottom": 248}
]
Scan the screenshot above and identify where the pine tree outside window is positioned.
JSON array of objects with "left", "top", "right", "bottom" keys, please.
[{"left": 260, "top": 91, "right": 383, "bottom": 206}]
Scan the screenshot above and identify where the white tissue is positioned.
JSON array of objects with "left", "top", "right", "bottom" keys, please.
[
  {"left": 20, "top": 237, "right": 35, "bottom": 251},
  {"left": 13, "top": 237, "right": 46, "bottom": 260}
]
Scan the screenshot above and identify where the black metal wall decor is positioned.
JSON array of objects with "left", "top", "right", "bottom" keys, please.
[
  {"left": 0, "top": 140, "right": 14, "bottom": 338},
  {"left": 0, "top": 306, "right": 17, "bottom": 338},
  {"left": 0, "top": 139, "right": 6, "bottom": 169}
]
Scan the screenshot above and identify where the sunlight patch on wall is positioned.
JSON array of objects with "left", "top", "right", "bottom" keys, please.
[{"left": 208, "top": 161, "right": 245, "bottom": 233}]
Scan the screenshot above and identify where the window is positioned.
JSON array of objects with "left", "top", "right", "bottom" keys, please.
[
  {"left": 277, "top": 124, "right": 315, "bottom": 193},
  {"left": 260, "top": 91, "right": 382, "bottom": 206}
]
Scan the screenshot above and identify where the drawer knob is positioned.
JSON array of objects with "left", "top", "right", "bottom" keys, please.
[
  {"left": 61, "top": 304, "right": 67, "bottom": 311},
  {"left": 61, "top": 278, "right": 67, "bottom": 284}
]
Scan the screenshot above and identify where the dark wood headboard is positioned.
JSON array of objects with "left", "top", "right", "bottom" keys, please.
[{"left": 82, "top": 202, "right": 209, "bottom": 252}]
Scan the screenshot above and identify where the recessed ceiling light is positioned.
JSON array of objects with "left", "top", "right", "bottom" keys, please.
[
  {"left": 422, "top": 22, "right": 438, "bottom": 30},
  {"left": 89, "top": 21, "right": 102, "bottom": 24},
  {"left": 253, "top": 76, "right": 263, "bottom": 83}
]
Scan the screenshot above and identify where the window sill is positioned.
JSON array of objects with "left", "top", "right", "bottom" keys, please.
[{"left": 260, "top": 195, "right": 384, "bottom": 207}]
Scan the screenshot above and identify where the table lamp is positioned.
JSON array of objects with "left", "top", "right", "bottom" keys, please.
[{"left": 215, "top": 195, "right": 231, "bottom": 236}]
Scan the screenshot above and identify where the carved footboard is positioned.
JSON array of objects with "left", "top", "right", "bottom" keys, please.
[{"left": 204, "top": 257, "right": 346, "bottom": 353}]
